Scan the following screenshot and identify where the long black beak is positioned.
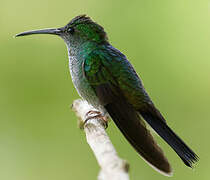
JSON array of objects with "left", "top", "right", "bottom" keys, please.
[{"left": 15, "top": 28, "right": 63, "bottom": 37}]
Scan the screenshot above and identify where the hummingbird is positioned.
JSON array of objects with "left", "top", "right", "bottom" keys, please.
[{"left": 16, "top": 15, "right": 198, "bottom": 176}]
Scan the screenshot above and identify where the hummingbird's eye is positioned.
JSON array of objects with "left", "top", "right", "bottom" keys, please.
[{"left": 67, "top": 27, "right": 74, "bottom": 34}]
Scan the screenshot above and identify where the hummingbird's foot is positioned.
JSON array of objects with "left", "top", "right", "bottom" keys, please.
[{"left": 84, "top": 110, "right": 108, "bottom": 129}]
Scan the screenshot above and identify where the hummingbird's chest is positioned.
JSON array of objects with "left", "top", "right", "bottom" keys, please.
[{"left": 68, "top": 55, "right": 102, "bottom": 109}]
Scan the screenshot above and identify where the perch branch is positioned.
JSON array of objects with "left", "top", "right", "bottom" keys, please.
[{"left": 72, "top": 99, "right": 130, "bottom": 180}]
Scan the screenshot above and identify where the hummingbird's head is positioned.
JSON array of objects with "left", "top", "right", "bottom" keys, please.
[
  {"left": 62, "top": 15, "right": 108, "bottom": 45},
  {"left": 16, "top": 15, "right": 108, "bottom": 46}
]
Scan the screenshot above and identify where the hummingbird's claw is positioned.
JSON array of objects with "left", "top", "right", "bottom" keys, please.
[{"left": 84, "top": 110, "right": 108, "bottom": 129}]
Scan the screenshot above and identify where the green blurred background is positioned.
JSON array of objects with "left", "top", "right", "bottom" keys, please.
[{"left": 0, "top": 0, "right": 209, "bottom": 179}]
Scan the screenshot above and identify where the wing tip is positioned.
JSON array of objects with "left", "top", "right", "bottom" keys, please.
[
  {"left": 137, "top": 150, "right": 173, "bottom": 176},
  {"left": 140, "top": 154, "right": 173, "bottom": 176}
]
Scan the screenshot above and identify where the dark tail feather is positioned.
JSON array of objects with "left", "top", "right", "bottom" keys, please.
[
  {"left": 140, "top": 107, "right": 199, "bottom": 167},
  {"left": 105, "top": 102, "right": 172, "bottom": 176}
]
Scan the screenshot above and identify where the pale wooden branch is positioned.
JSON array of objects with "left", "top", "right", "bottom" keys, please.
[{"left": 72, "top": 99, "right": 130, "bottom": 180}]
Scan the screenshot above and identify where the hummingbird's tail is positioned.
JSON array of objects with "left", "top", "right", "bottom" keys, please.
[
  {"left": 105, "top": 102, "right": 173, "bottom": 176},
  {"left": 139, "top": 104, "right": 199, "bottom": 168}
]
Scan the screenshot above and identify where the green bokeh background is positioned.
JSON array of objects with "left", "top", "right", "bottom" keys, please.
[{"left": 0, "top": 0, "right": 209, "bottom": 179}]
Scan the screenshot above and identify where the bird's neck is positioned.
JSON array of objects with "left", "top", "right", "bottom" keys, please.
[{"left": 67, "top": 41, "right": 105, "bottom": 58}]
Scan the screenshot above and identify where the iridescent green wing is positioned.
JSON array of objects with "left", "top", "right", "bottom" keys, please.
[
  {"left": 83, "top": 47, "right": 150, "bottom": 107},
  {"left": 83, "top": 49, "right": 120, "bottom": 105}
]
